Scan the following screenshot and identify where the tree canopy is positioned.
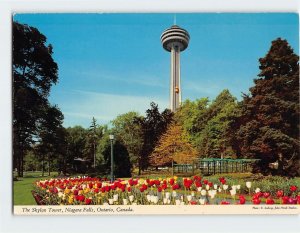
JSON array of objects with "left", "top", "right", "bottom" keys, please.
[
  {"left": 234, "top": 38, "right": 299, "bottom": 176},
  {"left": 13, "top": 22, "right": 60, "bottom": 176}
]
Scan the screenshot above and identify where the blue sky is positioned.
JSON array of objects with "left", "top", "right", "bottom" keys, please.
[{"left": 13, "top": 13, "right": 299, "bottom": 128}]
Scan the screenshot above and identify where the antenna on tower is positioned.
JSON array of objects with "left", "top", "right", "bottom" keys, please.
[{"left": 174, "top": 14, "right": 176, "bottom": 25}]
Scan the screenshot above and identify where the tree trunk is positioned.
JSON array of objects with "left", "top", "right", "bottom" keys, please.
[
  {"left": 48, "top": 154, "right": 51, "bottom": 176},
  {"left": 42, "top": 154, "right": 45, "bottom": 177}
]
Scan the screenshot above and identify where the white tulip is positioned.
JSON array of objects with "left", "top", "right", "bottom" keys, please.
[
  {"left": 129, "top": 195, "right": 134, "bottom": 202},
  {"left": 197, "top": 187, "right": 202, "bottom": 192},
  {"left": 108, "top": 199, "right": 114, "bottom": 205},
  {"left": 187, "top": 195, "right": 192, "bottom": 202},
  {"left": 201, "top": 190, "right": 207, "bottom": 196},
  {"left": 214, "top": 184, "right": 218, "bottom": 190},
  {"left": 58, "top": 192, "right": 64, "bottom": 198},
  {"left": 255, "top": 188, "right": 260, "bottom": 193},
  {"left": 123, "top": 199, "right": 128, "bottom": 205},
  {"left": 236, "top": 185, "right": 241, "bottom": 190},
  {"left": 246, "top": 182, "right": 252, "bottom": 189},
  {"left": 165, "top": 192, "right": 170, "bottom": 199},
  {"left": 172, "top": 191, "right": 177, "bottom": 197},
  {"left": 223, "top": 185, "right": 228, "bottom": 190},
  {"left": 230, "top": 189, "right": 236, "bottom": 196},
  {"left": 199, "top": 198, "right": 206, "bottom": 205},
  {"left": 175, "top": 199, "right": 181, "bottom": 205},
  {"left": 206, "top": 185, "right": 210, "bottom": 190},
  {"left": 218, "top": 187, "right": 222, "bottom": 193},
  {"left": 232, "top": 185, "right": 237, "bottom": 191},
  {"left": 146, "top": 195, "right": 151, "bottom": 202},
  {"left": 167, "top": 199, "right": 171, "bottom": 204},
  {"left": 153, "top": 196, "right": 159, "bottom": 204},
  {"left": 113, "top": 194, "right": 119, "bottom": 202},
  {"left": 163, "top": 198, "right": 168, "bottom": 204}
]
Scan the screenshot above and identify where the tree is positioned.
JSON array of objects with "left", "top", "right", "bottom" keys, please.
[
  {"left": 13, "top": 22, "right": 58, "bottom": 176},
  {"left": 235, "top": 38, "right": 299, "bottom": 176},
  {"left": 135, "top": 102, "right": 173, "bottom": 174},
  {"left": 111, "top": 112, "right": 144, "bottom": 170},
  {"left": 35, "top": 105, "right": 65, "bottom": 176},
  {"left": 149, "top": 123, "right": 198, "bottom": 175},
  {"left": 84, "top": 117, "right": 103, "bottom": 168},
  {"left": 99, "top": 137, "right": 132, "bottom": 178},
  {"left": 175, "top": 90, "right": 239, "bottom": 158}
]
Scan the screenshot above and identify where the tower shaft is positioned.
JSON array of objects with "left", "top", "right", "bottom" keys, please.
[{"left": 170, "top": 45, "right": 181, "bottom": 112}]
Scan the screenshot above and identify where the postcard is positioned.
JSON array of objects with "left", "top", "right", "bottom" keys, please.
[{"left": 12, "top": 13, "right": 300, "bottom": 215}]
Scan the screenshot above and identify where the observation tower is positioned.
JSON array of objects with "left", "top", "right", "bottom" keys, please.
[{"left": 161, "top": 25, "right": 190, "bottom": 112}]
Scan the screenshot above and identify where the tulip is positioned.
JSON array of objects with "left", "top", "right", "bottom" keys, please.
[
  {"left": 175, "top": 200, "right": 181, "bottom": 205},
  {"left": 214, "top": 184, "right": 218, "bottom": 190},
  {"left": 206, "top": 185, "right": 210, "bottom": 190},
  {"left": 129, "top": 195, "right": 134, "bottom": 202},
  {"left": 276, "top": 190, "right": 284, "bottom": 198},
  {"left": 201, "top": 190, "right": 207, "bottom": 196},
  {"left": 146, "top": 195, "right": 151, "bottom": 202},
  {"left": 263, "top": 192, "right": 270, "bottom": 199},
  {"left": 199, "top": 198, "right": 206, "bottom": 205},
  {"left": 223, "top": 185, "right": 228, "bottom": 191},
  {"left": 113, "top": 194, "right": 118, "bottom": 202},
  {"left": 246, "top": 181, "right": 252, "bottom": 189},
  {"left": 172, "top": 191, "right": 177, "bottom": 198},
  {"left": 236, "top": 185, "right": 241, "bottom": 190},
  {"left": 197, "top": 187, "right": 202, "bottom": 192},
  {"left": 123, "top": 199, "right": 128, "bottom": 205},
  {"left": 255, "top": 188, "right": 260, "bottom": 193},
  {"left": 187, "top": 195, "right": 192, "bottom": 202},
  {"left": 218, "top": 187, "right": 222, "bottom": 193},
  {"left": 290, "top": 185, "right": 298, "bottom": 192},
  {"left": 153, "top": 196, "right": 159, "bottom": 204},
  {"left": 108, "top": 199, "right": 114, "bottom": 205},
  {"left": 165, "top": 192, "right": 170, "bottom": 198},
  {"left": 266, "top": 198, "right": 275, "bottom": 205},
  {"left": 163, "top": 198, "right": 168, "bottom": 204},
  {"left": 230, "top": 189, "right": 236, "bottom": 196}
]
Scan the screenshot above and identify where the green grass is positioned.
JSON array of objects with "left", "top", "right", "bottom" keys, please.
[{"left": 14, "top": 171, "right": 58, "bottom": 205}]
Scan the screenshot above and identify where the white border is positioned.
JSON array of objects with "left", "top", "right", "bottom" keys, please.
[{"left": 1, "top": 1, "right": 300, "bottom": 233}]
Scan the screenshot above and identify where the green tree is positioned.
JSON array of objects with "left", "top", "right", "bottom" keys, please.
[
  {"left": 111, "top": 112, "right": 144, "bottom": 171},
  {"left": 235, "top": 38, "right": 299, "bottom": 176},
  {"left": 84, "top": 117, "right": 103, "bottom": 168},
  {"left": 13, "top": 22, "right": 58, "bottom": 177},
  {"left": 135, "top": 102, "right": 173, "bottom": 174},
  {"left": 35, "top": 105, "right": 65, "bottom": 176},
  {"left": 98, "top": 136, "right": 132, "bottom": 178}
]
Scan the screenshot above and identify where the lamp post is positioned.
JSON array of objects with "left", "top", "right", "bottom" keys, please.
[{"left": 109, "top": 134, "right": 114, "bottom": 182}]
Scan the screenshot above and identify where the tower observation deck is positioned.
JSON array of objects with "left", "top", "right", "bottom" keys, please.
[{"left": 161, "top": 25, "right": 190, "bottom": 112}]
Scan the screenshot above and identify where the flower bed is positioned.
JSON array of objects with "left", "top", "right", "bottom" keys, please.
[{"left": 32, "top": 176, "right": 300, "bottom": 205}]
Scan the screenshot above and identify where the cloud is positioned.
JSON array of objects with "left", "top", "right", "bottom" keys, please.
[{"left": 60, "top": 90, "right": 169, "bottom": 127}]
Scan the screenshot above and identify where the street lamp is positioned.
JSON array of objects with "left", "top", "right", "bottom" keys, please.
[{"left": 109, "top": 134, "right": 114, "bottom": 182}]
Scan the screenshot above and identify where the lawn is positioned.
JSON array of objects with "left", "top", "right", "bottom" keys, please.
[{"left": 14, "top": 171, "right": 58, "bottom": 205}]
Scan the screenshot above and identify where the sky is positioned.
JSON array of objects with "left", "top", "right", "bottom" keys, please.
[{"left": 13, "top": 13, "right": 299, "bottom": 128}]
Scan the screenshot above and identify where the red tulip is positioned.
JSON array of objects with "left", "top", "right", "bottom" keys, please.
[
  {"left": 220, "top": 201, "right": 230, "bottom": 205},
  {"left": 288, "top": 197, "right": 297, "bottom": 204},
  {"left": 282, "top": 196, "right": 289, "bottom": 204},
  {"left": 290, "top": 185, "right": 298, "bottom": 192},
  {"left": 239, "top": 195, "right": 246, "bottom": 205},
  {"left": 85, "top": 198, "right": 92, "bottom": 205},
  {"left": 190, "top": 201, "right": 197, "bottom": 205},
  {"left": 73, "top": 190, "right": 79, "bottom": 195},
  {"left": 276, "top": 190, "right": 284, "bottom": 198},
  {"left": 297, "top": 196, "right": 300, "bottom": 204},
  {"left": 252, "top": 198, "right": 261, "bottom": 205},
  {"left": 127, "top": 186, "right": 131, "bottom": 192},
  {"left": 169, "top": 178, "right": 175, "bottom": 185},
  {"left": 94, "top": 188, "right": 99, "bottom": 193},
  {"left": 157, "top": 186, "right": 162, "bottom": 192},
  {"left": 266, "top": 198, "right": 275, "bottom": 205},
  {"left": 203, "top": 179, "right": 208, "bottom": 185},
  {"left": 195, "top": 181, "right": 202, "bottom": 188},
  {"left": 263, "top": 192, "right": 270, "bottom": 198}
]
